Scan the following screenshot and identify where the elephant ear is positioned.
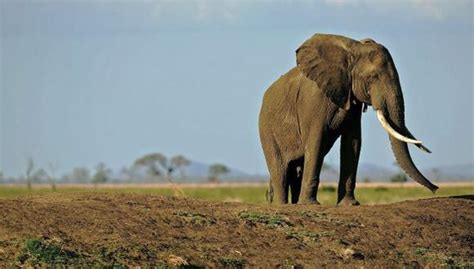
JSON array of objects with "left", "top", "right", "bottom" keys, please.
[{"left": 296, "top": 34, "right": 352, "bottom": 110}]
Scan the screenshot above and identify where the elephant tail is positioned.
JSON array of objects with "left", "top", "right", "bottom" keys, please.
[{"left": 265, "top": 181, "right": 274, "bottom": 204}]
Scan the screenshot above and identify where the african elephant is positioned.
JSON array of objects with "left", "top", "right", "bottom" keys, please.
[{"left": 259, "top": 33, "right": 437, "bottom": 205}]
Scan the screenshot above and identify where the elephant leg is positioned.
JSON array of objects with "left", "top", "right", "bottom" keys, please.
[
  {"left": 299, "top": 132, "right": 325, "bottom": 204},
  {"left": 271, "top": 165, "right": 289, "bottom": 204},
  {"left": 261, "top": 134, "right": 290, "bottom": 204},
  {"left": 265, "top": 181, "right": 274, "bottom": 203},
  {"left": 265, "top": 153, "right": 289, "bottom": 204},
  {"left": 337, "top": 110, "right": 362, "bottom": 206}
]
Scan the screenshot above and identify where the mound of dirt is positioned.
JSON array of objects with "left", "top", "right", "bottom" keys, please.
[{"left": 0, "top": 193, "right": 472, "bottom": 268}]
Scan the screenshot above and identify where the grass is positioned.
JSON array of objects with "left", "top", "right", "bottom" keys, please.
[
  {"left": 412, "top": 247, "right": 474, "bottom": 269},
  {"left": 17, "top": 238, "right": 80, "bottom": 266},
  {"left": 414, "top": 247, "right": 429, "bottom": 256},
  {"left": 238, "top": 211, "right": 292, "bottom": 227},
  {"left": 175, "top": 210, "right": 216, "bottom": 225},
  {"left": 17, "top": 237, "right": 210, "bottom": 268},
  {"left": 0, "top": 183, "right": 472, "bottom": 205},
  {"left": 216, "top": 257, "right": 246, "bottom": 269}
]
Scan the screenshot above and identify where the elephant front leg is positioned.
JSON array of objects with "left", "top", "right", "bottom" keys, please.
[
  {"left": 298, "top": 133, "right": 325, "bottom": 205},
  {"left": 337, "top": 117, "right": 362, "bottom": 206}
]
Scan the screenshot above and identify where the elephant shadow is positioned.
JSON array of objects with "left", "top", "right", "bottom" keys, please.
[{"left": 446, "top": 194, "right": 474, "bottom": 201}]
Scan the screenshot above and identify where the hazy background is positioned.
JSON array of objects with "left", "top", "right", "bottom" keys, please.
[{"left": 1, "top": 0, "right": 472, "bottom": 178}]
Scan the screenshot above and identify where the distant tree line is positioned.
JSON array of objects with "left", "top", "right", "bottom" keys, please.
[
  {"left": 208, "top": 164, "right": 230, "bottom": 183},
  {"left": 0, "top": 154, "right": 232, "bottom": 188}
]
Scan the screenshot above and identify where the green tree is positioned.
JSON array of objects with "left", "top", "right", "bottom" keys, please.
[
  {"left": 25, "top": 158, "right": 35, "bottom": 190},
  {"left": 120, "top": 165, "right": 138, "bottom": 181},
  {"left": 134, "top": 153, "right": 185, "bottom": 195},
  {"left": 134, "top": 153, "right": 190, "bottom": 182},
  {"left": 390, "top": 173, "right": 408, "bottom": 183},
  {"left": 208, "top": 163, "right": 230, "bottom": 183},
  {"left": 0, "top": 169, "right": 3, "bottom": 183},
  {"left": 170, "top": 155, "right": 191, "bottom": 179},
  {"left": 92, "top": 162, "right": 111, "bottom": 184},
  {"left": 47, "top": 162, "right": 58, "bottom": 191},
  {"left": 134, "top": 153, "right": 167, "bottom": 180},
  {"left": 70, "top": 167, "right": 91, "bottom": 183},
  {"left": 31, "top": 168, "right": 49, "bottom": 183}
]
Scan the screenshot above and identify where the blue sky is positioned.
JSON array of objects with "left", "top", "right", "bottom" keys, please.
[{"left": 1, "top": 0, "right": 472, "bottom": 176}]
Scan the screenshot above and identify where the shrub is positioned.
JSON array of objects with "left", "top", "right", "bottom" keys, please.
[
  {"left": 18, "top": 238, "right": 78, "bottom": 265},
  {"left": 390, "top": 173, "right": 408, "bottom": 183}
]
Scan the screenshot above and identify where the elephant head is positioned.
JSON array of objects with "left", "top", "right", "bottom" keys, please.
[{"left": 296, "top": 33, "right": 438, "bottom": 192}]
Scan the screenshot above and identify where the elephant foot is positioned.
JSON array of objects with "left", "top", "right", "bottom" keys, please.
[{"left": 338, "top": 197, "right": 360, "bottom": 206}]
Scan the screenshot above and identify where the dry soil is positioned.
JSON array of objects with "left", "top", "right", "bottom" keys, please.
[{"left": 0, "top": 193, "right": 472, "bottom": 268}]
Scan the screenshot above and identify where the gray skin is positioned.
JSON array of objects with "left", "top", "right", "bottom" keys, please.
[{"left": 259, "top": 34, "right": 438, "bottom": 205}]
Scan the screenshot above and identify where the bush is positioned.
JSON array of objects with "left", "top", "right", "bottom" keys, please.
[
  {"left": 390, "top": 173, "right": 407, "bottom": 183},
  {"left": 18, "top": 238, "right": 78, "bottom": 265},
  {"left": 320, "top": 185, "right": 336, "bottom": 192}
]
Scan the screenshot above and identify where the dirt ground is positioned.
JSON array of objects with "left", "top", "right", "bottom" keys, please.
[{"left": 0, "top": 193, "right": 472, "bottom": 268}]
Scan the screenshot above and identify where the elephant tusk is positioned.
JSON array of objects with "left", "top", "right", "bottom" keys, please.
[
  {"left": 376, "top": 110, "right": 423, "bottom": 144},
  {"left": 417, "top": 144, "right": 432, "bottom": 153}
]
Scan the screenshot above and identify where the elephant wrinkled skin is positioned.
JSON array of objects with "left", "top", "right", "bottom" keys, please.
[{"left": 259, "top": 33, "right": 437, "bottom": 205}]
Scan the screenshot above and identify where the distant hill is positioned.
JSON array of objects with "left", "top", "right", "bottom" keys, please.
[
  {"left": 320, "top": 162, "right": 396, "bottom": 182},
  {"left": 183, "top": 160, "right": 250, "bottom": 179},
  {"left": 114, "top": 161, "right": 472, "bottom": 183},
  {"left": 357, "top": 163, "right": 397, "bottom": 181},
  {"left": 422, "top": 163, "right": 474, "bottom": 182},
  {"left": 296, "top": 162, "right": 473, "bottom": 182},
  {"left": 325, "top": 162, "right": 474, "bottom": 182},
  {"left": 114, "top": 160, "right": 258, "bottom": 183}
]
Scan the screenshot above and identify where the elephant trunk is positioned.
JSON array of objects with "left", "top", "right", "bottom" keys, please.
[{"left": 383, "top": 91, "right": 438, "bottom": 192}]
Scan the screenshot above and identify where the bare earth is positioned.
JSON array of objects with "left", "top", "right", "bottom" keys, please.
[{"left": 0, "top": 193, "right": 472, "bottom": 268}]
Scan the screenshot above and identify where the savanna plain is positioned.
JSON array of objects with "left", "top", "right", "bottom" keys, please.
[{"left": 0, "top": 183, "right": 472, "bottom": 268}]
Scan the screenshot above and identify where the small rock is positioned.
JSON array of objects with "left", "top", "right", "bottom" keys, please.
[
  {"left": 167, "top": 254, "right": 188, "bottom": 266},
  {"left": 339, "top": 239, "right": 350, "bottom": 246},
  {"left": 352, "top": 251, "right": 365, "bottom": 260},
  {"left": 342, "top": 248, "right": 365, "bottom": 261},
  {"left": 342, "top": 248, "right": 354, "bottom": 260},
  {"left": 404, "top": 260, "right": 421, "bottom": 269}
]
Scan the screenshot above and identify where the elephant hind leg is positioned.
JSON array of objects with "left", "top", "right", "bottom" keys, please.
[
  {"left": 269, "top": 166, "right": 289, "bottom": 204},
  {"left": 266, "top": 181, "right": 274, "bottom": 203},
  {"left": 261, "top": 138, "right": 289, "bottom": 204}
]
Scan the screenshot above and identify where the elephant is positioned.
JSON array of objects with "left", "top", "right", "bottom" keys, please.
[{"left": 258, "top": 33, "right": 438, "bottom": 205}]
